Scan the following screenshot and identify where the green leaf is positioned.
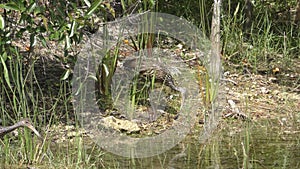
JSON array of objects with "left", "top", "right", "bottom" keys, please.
[
  {"left": 85, "top": 0, "right": 102, "bottom": 17},
  {"left": 88, "top": 75, "right": 98, "bottom": 81},
  {"left": 0, "top": 53, "right": 11, "bottom": 89},
  {"left": 233, "top": 3, "right": 240, "bottom": 17},
  {"left": 0, "top": 15, "right": 4, "bottom": 29},
  {"left": 0, "top": 3, "right": 20, "bottom": 11},
  {"left": 61, "top": 69, "right": 71, "bottom": 80},
  {"left": 121, "top": 0, "right": 126, "bottom": 11},
  {"left": 30, "top": 34, "right": 37, "bottom": 47},
  {"left": 41, "top": 15, "right": 48, "bottom": 31},
  {"left": 104, "top": 2, "right": 115, "bottom": 18},
  {"left": 69, "top": 20, "right": 77, "bottom": 37},
  {"left": 27, "top": 2, "right": 36, "bottom": 13},
  {"left": 103, "top": 64, "right": 109, "bottom": 77},
  {"left": 1, "top": 51, "right": 7, "bottom": 61},
  {"left": 84, "top": 0, "right": 91, "bottom": 7},
  {"left": 38, "top": 35, "right": 47, "bottom": 48},
  {"left": 65, "top": 35, "right": 71, "bottom": 49},
  {"left": 74, "top": 82, "right": 83, "bottom": 96}
]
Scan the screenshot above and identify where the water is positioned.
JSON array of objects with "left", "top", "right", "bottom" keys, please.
[
  {"left": 2, "top": 120, "right": 299, "bottom": 169},
  {"left": 99, "top": 121, "right": 300, "bottom": 168}
]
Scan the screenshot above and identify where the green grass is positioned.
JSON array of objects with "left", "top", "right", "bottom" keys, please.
[{"left": 1, "top": 0, "right": 300, "bottom": 168}]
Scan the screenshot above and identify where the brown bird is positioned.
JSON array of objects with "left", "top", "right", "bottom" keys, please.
[
  {"left": 0, "top": 118, "right": 42, "bottom": 138},
  {"left": 122, "top": 57, "right": 186, "bottom": 114},
  {"left": 122, "top": 57, "right": 185, "bottom": 93}
]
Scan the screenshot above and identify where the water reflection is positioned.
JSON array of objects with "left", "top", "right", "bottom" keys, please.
[{"left": 100, "top": 123, "right": 300, "bottom": 169}]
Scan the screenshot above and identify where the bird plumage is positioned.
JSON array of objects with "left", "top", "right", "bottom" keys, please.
[{"left": 0, "top": 118, "right": 41, "bottom": 138}]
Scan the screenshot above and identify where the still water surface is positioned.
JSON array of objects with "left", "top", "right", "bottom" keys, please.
[{"left": 100, "top": 122, "right": 300, "bottom": 169}]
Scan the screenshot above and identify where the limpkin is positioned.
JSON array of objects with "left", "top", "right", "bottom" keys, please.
[
  {"left": 122, "top": 57, "right": 186, "bottom": 112},
  {"left": 122, "top": 57, "right": 186, "bottom": 93},
  {"left": 0, "top": 118, "right": 42, "bottom": 138}
]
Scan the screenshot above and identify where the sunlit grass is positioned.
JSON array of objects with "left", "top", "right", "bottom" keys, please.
[{"left": 0, "top": 0, "right": 299, "bottom": 168}]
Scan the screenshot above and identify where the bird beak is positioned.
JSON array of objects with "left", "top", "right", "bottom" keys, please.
[{"left": 26, "top": 125, "right": 42, "bottom": 138}]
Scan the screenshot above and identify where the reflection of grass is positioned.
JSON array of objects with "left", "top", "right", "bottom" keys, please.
[{"left": 242, "top": 98, "right": 250, "bottom": 169}]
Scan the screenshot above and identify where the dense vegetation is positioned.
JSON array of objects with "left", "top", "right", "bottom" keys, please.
[{"left": 0, "top": 0, "right": 299, "bottom": 168}]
